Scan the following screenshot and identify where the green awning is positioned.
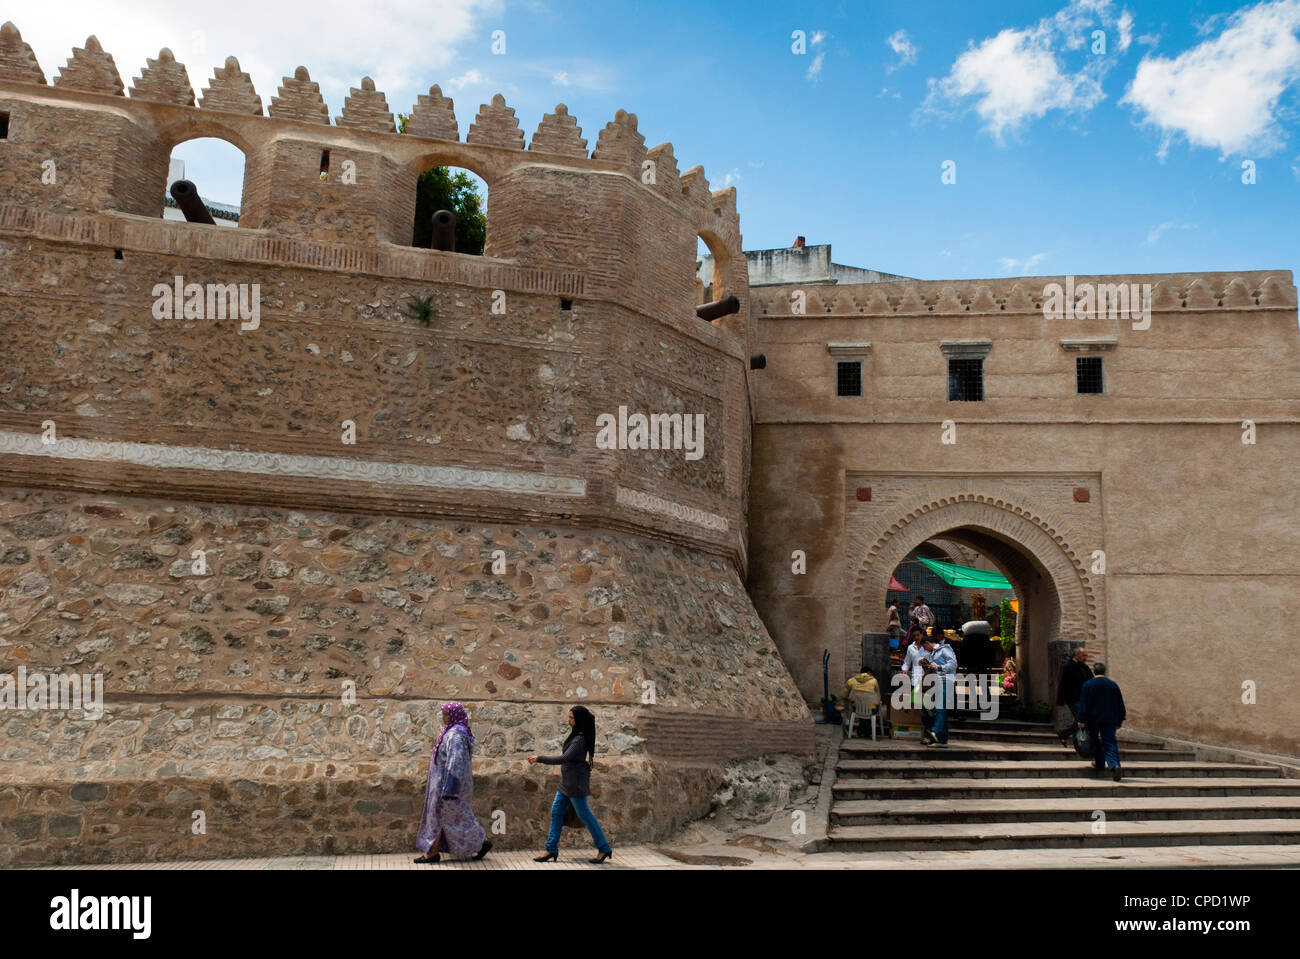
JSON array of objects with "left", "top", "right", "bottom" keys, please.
[{"left": 916, "top": 557, "right": 1013, "bottom": 590}]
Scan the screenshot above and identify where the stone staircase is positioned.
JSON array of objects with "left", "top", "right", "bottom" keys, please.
[{"left": 825, "top": 716, "right": 1300, "bottom": 852}]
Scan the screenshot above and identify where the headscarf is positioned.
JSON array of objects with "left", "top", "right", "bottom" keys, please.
[
  {"left": 566, "top": 705, "right": 596, "bottom": 769},
  {"left": 434, "top": 701, "right": 473, "bottom": 759}
]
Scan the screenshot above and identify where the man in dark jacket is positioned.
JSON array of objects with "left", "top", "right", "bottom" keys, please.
[
  {"left": 1077, "top": 663, "right": 1126, "bottom": 781},
  {"left": 1056, "top": 645, "right": 1093, "bottom": 745}
]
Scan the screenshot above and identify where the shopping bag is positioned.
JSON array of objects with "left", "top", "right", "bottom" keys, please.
[{"left": 1073, "top": 727, "right": 1095, "bottom": 759}]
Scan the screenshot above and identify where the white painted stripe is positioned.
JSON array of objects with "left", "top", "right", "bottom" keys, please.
[{"left": 0, "top": 431, "right": 586, "bottom": 498}]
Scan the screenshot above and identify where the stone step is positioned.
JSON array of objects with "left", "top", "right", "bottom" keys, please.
[
  {"left": 947, "top": 717, "right": 1050, "bottom": 730},
  {"left": 831, "top": 794, "right": 1300, "bottom": 825},
  {"left": 824, "top": 818, "right": 1300, "bottom": 851},
  {"left": 838, "top": 744, "right": 1192, "bottom": 763},
  {"left": 831, "top": 776, "right": 1300, "bottom": 801},
  {"left": 938, "top": 728, "right": 1079, "bottom": 744},
  {"left": 833, "top": 760, "right": 1282, "bottom": 780}
]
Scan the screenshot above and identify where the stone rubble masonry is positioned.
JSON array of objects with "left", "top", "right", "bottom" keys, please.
[{"left": 0, "top": 485, "right": 810, "bottom": 864}]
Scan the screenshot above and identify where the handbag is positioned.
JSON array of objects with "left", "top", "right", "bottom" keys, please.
[
  {"left": 563, "top": 803, "right": 581, "bottom": 828},
  {"left": 1073, "top": 726, "right": 1095, "bottom": 759}
]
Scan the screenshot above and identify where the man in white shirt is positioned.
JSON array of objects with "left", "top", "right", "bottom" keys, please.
[
  {"left": 898, "top": 627, "right": 933, "bottom": 742},
  {"left": 899, "top": 627, "right": 928, "bottom": 688}
]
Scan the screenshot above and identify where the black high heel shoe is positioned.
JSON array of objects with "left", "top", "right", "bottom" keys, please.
[
  {"left": 473, "top": 840, "right": 493, "bottom": 861},
  {"left": 533, "top": 851, "right": 558, "bottom": 862},
  {"left": 590, "top": 850, "right": 612, "bottom": 864},
  {"left": 413, "top": 853, "right": 441, "bottom": 864}
]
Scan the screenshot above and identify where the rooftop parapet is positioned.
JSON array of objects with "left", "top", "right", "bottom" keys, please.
[{"left": 751, "top": 272, "right": 1298, "bottom": 316}]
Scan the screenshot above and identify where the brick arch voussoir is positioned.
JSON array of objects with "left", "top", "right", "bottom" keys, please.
[{"left": 850, "top": 493, "right": 1097, "bottom": 645}]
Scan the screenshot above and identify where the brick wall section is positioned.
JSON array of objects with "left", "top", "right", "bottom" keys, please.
[
  {"left": 0, "top": 236, "right": 746, "bottom": 561},
  {"left": 639, "top": 711, "right": 814, "bottom": 765},
  {"left": 0, "top": 97, "right": 166, "bottom": 217}
]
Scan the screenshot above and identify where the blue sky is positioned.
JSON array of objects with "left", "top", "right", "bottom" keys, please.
[{"left": 17, "top": 0, "right": 1300, "bottom": 280}]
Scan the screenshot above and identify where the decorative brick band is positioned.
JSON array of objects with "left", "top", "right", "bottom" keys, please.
[
  {"left": 615, "top": 485, "right": 728, "bottom": 532},
  {"left": 0, "top": 431, "right": 587, "bottom": 498}
]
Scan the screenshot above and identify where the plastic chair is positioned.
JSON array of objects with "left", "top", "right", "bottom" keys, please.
[{"left": 842, "top": 689, "right": 882, "bottom": 740}]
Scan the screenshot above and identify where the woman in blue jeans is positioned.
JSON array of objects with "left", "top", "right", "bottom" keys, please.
[{"left": 527, "top": 705, "right": 613, "bottom": 864}]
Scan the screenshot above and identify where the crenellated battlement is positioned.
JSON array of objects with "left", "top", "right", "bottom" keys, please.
[{"left": 0, "top": 23, "right": 745, "bottom": 308}]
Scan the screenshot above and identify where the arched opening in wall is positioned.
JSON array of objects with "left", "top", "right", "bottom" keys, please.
[
  {"left": 696, "top": 232, "right": 730, "bottom": 310},
  {"left": 410, "top": 165, "right": 487, "bottom": 255},
  {"left": 863, "top": 514, "right": 1086, "bottom": 711},
  {"left": 163, "top": 137, "right": 246, "bottom": 228}
]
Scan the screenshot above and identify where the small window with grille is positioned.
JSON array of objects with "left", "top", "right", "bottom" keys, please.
[
  {"left": 947, "top": 358, "right": 983, "bottom": 401},
  {"left": 836, "top": 361, "right": 862, "bottom": 397},
  {"left": 1076, "top": 355, "right": 1104, "bottom": 394}
]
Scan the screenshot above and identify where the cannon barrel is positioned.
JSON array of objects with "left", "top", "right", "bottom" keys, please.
[
  {"left": 431, "top": 209, "right": 456, "bottom": 252},
  {"left": 169, "top": 180, "right": 216, "bottom": 225},
  {"left": 696, "top": 294, "right": 740, "bottom": 322}
]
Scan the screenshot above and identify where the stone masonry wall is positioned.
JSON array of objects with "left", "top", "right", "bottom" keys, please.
[{"left": 0, "top": 485, "right": 811, "bottom": 864}]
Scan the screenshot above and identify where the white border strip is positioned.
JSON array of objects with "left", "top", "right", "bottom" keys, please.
[
  {"left": 616, "top": 485, "right": 728, "bottom": 532},
  {"left": 0, "top": 431, "right": 586, "bottom": 498}
]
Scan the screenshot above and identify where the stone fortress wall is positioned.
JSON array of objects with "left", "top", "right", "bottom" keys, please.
[{"left": 0, "top": 23, "right": 811, "bottom": 864}]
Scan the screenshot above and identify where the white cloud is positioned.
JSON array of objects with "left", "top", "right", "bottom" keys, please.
[
  {"left": 804, "top": 29, "right": 829, "bottom": 82},
  {"left": 721, "top": 168, "right": 742, "bottom": 188},
  {"left": 15, "top": 0, "right": 503, "bottom": 119},
  {"left": 887, "top": 29, "right": 919, "bottom": 72},
  {"left": 807, "top": 51, "right": 825, "bottom": 82},
  {"left": 1123, "top": 0, "right": 1300, "bottom": 158},
  {"left": 449, "top": 68, "right": 487, "bottom": 90},
  {"left": 1000, "top": 253, "right": 1048, "bottom": 273},
  {"left": 920, "top": 0, "right": 1131, "bottom": 141},
  {"left": 1145, "top": 221, "right": 1197, "bottom": 244},
  {"left": 551, "top": 70, "right": 569, "bottom": 86},
  {"left": 1117, "top": 10, "right": 1134, "bottom": 52}
]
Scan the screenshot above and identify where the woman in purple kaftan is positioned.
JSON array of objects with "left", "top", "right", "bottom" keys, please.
[{"left": 414, "top": 702, "right": 492, "bottom": 864}]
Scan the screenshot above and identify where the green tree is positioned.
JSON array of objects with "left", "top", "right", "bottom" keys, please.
[{"left": 397, "top": 113, "right": 487, "bottom": 255}]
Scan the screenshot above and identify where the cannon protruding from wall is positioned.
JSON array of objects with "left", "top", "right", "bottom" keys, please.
[
  {"left": 169, "top": 180, "right": 216, "bottom": 225},
  {"left": 431, "top": 209, "right": 456, "bottom": 252},
  {"left": 696, "top": 294, "right": 740, "bottom": 322}
]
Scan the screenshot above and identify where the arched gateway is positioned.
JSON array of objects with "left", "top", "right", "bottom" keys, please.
[{"left": 849, "top": 493, "right": 1104, "bottom": 704}]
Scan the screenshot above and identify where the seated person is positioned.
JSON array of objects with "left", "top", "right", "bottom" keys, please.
[{"left": 837, "top": 666, "right": 879, "bottom": 712}]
